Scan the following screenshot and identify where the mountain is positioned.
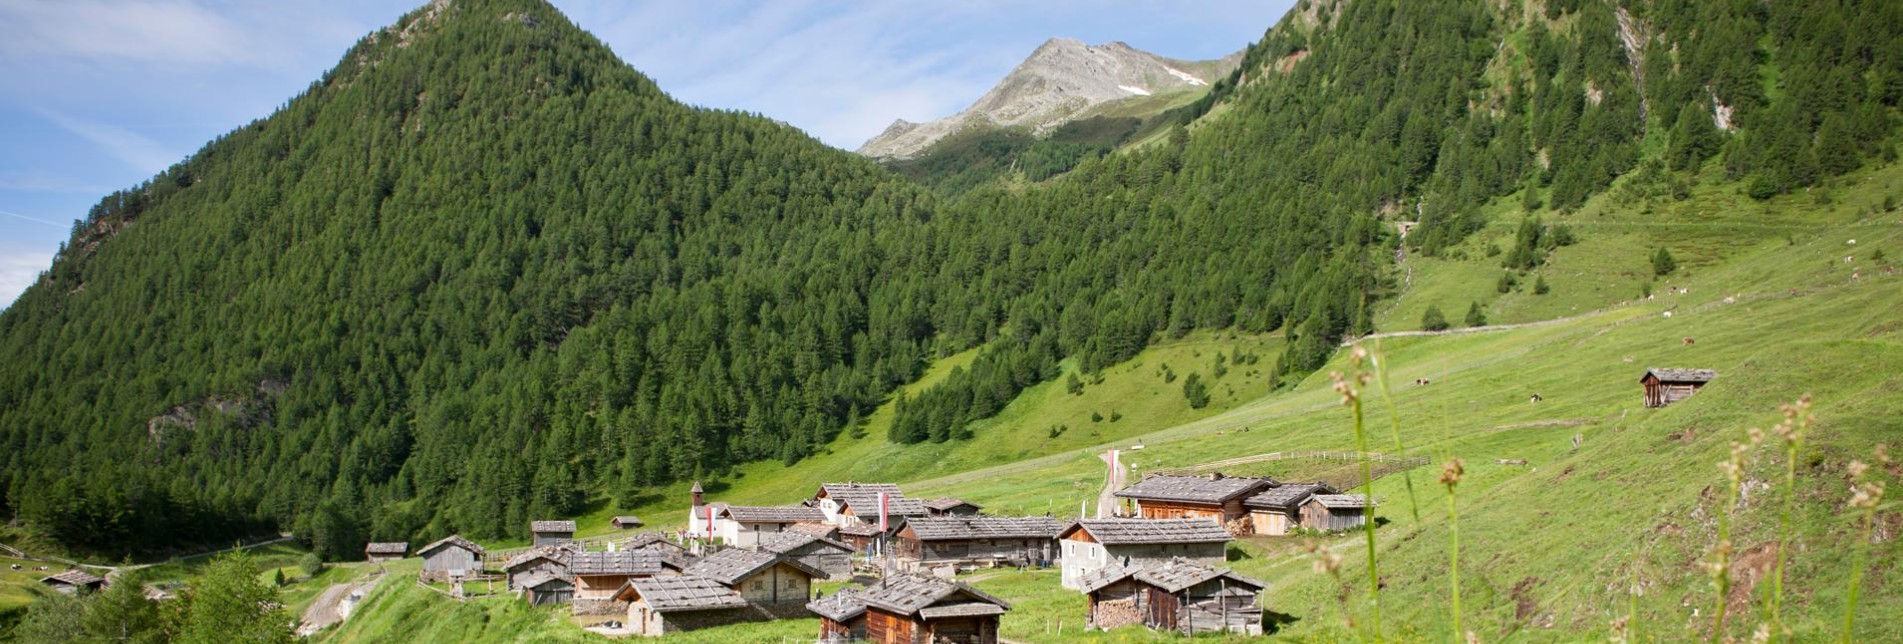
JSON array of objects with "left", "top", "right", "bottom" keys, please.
[{"left": 856, "top": 38, "right": 1240, "bottom": 160}]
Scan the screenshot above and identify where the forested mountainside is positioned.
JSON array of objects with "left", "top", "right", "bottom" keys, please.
[{"left": 1, "top": 0, "right": 1898, "bottom": 562}]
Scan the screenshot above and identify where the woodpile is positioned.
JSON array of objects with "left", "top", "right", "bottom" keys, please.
[{"left": 1092, "top": 597, "right": 1142, "bottom": 630}]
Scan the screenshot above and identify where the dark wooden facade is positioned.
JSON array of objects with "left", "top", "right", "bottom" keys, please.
[
  {"left": 819, "top": 613, "right": 867, "bottom": 643},
  {"left": 1131, "top": 498, "right": 1245, "bottom": 523},
  {"left": 866, "top": 606, "right": 998, "bottom": 644}
]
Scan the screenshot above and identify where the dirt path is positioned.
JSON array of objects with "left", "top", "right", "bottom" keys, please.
[
  {"left": 1095, "top": 450, "right": 1126, "bottom": 518},
  {"left": 297, "top": 578, "right": 377, "bottom": 636}
]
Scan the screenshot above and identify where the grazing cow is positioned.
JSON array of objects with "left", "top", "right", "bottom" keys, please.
[
  {"left": 1682, "top": 337, "right": 1695, "bottom": 346},
  {"left": 1529, "top": 393, "right": 1543, "bottom": 403}
]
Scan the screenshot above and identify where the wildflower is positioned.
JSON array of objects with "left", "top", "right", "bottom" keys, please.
[{"left": 1848, "top": 460, "right": 1868, "bottom": 481}]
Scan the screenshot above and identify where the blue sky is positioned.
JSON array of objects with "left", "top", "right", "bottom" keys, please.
[{"left": 0, "top": 0, "right": 1294, "bottom": 308}]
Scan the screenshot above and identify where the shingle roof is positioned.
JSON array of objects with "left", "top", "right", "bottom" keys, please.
[
  {"left": 364, "top": 542, "right": 409, "bottom": 555},
  {"left": 1643, "top": 368, "right": 1717, "bottom": 383},
  {"left": 1133, "top": 558, "right": 1265, "bottom": 594},
  {"left": 42, "top": 570, "right": 105, "bottom": 587},
  {"left": 620, "top": 532, "right": 676, "bottom": 551},
  {"left": 621, "top": 575, "right": 748, "bottom": 612},
  {"left": 900, "top": 516, "right": 1064, "bottom": 541},
  {"left": 1076, "top": 563, "right": 1137, "bottom": 594},
  {"left": 839, "top": 523, "right": 884, "bottom": 537},
  {"left": 683, "top": 548, "right": 822, "bottom": 585},
  {"left": 818, "top": 483, "right": 904, "bottom": 509},
  {"left": 569, "top": 550, "right": 666, "bottom": 576},
  {"left": 516, "top": 571, "right": 570, "bottom": 590},
  {"left": 504, "top": 546, "right": 571, "bottom": 571},
  {"left": 787, "top": 522, "right": 841, "bottom": 538},
  {"left": 806, "top": 586, "right": 868, "bottom": 622},
  {"left": 1242, "top": 483, "right": 1334, "bottom": 509},
  {"left": 858, "top": 574, "right": 1010, "bottom": 617},
  {"left": 1065, "top": 519, "right": 1232, "bottom": 545},
  {"left": 919, "top": 602, "right": 1009, "bottom": 619},
  {"left": 611, "top": 515, "right": 643, "bottom": 526},
  {"left": 923, "top": 498, "right": 981, "bottom": 512},
  {"left": 530, "top": 520, "right": 576, "bottom": 533},
  {"left": 417, "top": 534, "right": 485, "bottom": 558},
  {"left": 757, "top": 531, "right": 853, "bottom": 555},
  {"left": 720, "top": 505, "right": 826, "bottom": 524},
  {"left": 840, "top": 497, "right": 930, "bottom": 518},
  {"left": 1113, "top": 474, "right": 1275, "bottom": 504},
  {"left": 1312, "top": 494, "right": 1373, "bottom": 509}
]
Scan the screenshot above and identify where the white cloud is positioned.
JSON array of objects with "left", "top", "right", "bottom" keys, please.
[
  {"left": 0, "top": 0, "right": 251, "bottom": 65},
  {"left": 35, "top": 109, "right": 179, "bottom": 174},
  {"left": 0, "top": 245, "right": 54, "bottom": 311}
]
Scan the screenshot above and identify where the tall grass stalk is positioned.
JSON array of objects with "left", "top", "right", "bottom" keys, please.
[
  {"left": 1841, "top": 447, "right": 1888, "bottom": 643},
  {"left": 1439, "top": 457, "right": 1465, "bottom": 642},
  {"left": 1766, "top": 395, "right": 1812, "bottom": 641},
  {"left": 1371, "top": 340, "right": 1421, "bottom": 521},
  {"left": 1709, "top": 437, "right": 1753, "bottom": 643},
  {"left": 1332, "top": 346, "right": 1381, "bottom": 642}
]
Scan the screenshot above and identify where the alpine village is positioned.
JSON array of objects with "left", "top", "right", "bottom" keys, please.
[{"left": 1, "top": 0, "right": 1900, "bottom": 642}]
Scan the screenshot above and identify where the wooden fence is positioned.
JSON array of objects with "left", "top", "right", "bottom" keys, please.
[{"left": 1150, "top": 450, "right": 1428, "bottom": 477}]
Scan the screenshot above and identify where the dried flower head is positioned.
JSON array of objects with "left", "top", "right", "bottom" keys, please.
[
  {"left": 1464, "top": 630, "right": 1481, "bottom": 644},
  {"left": 1746, "top": 427, "right": 1765, "bottom": 445},
  {"left": 1305, "top": 543, "right": 1343, "bottom": 575},
  {"left": 1609, "top": 615, "right": 1632, "bottom": 644},
  {"left": 1440, "top": 457, "right": 1466, "bottom": 488},
  {"left": 1849, "top": 482, "right": 1885, "bottom": 510},
  {"left": 1330, "top": 371, "right": 1358, "bottom": 406},
  {"left": 1876, "top": 444, "right": 1892, "bottom": 466},
  {"left": 1751, "top": 623, "right": 1771, "bottom": 643},
  {"left": 1848, "top": 460, "right": 1869, "bottom": 481}
]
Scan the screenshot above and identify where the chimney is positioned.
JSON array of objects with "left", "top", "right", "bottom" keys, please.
[
  {"left": 690, "top": 480, "right": 704, "bottom": 507},
  {"left": 1207, "top": 472, "right": 1224, "bottom": 481}
]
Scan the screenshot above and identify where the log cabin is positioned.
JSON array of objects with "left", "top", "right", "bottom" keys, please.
[
  {"left": 364, "top": 542, "right": 408, "bottom": 563},
  {"left": 1058, "top": 519, "right": 1231, "bottom": 590},
  {"left": 837, "top": 497, "right": 931, "bottom": 532},
  {"left": 613, "top": 575, "right": 751, "bottom": 637},
  {"left": 1241, "top": 483, "right": 1335, "bottom": 536},
  {"left": 517, "top": 571, "right": 574, "bottom": 606},
  {"left": 611, "top": 515, "right": 644, "bottom": 530},
  {"left": 1078, "top": 558, "right": 1264, "bottom": 635},
  {"left": 417, "top": 535, "right": 486, "bottom": 582},
  {"left": 1112, "top": 473, "right": 1275, "bottom": 525},
  {"left": 808, "top": 586, "right": 869, "bottom": 644},
  {"left": 858, "top": 574, "right": 1012, "bottom": 644},
  {"left": 529, "top": 520, "right": 577, "bottom": 547},
  {"left": 683, "top": 548, "right": 823, "bottom": 615},
  {"left": 756, "top": 531, "right": 856, "bottom": 581},
  {"left": 504, "top": 546, "right": 572, "bottom": 591},
  {"left": 1299, "top": 494, "right": 1373, "bottom": 532},
  {"left": 1641, "top": 368, "right": 1716, "bottom": 408},
  {"left": 923, "top": 498, "right": 983, "bottom": 516},
  {"left": 891, "top": 516, "right": 1063, "bottom": 572},
  {"left": 39, "top": 570, "right": 106, "bottom": 594}
]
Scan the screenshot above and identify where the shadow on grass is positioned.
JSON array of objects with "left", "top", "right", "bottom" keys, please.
[{"left": 1263, "top": 609, "right": 1302, "bottom": 635}]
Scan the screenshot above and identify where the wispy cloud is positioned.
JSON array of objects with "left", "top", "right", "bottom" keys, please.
[
  {"left": 34, "top": 109, "right": 178, "bottom": 174},
  {"left": 0, "top": 0, "right": 251, "bottom": 65},
  {"left": 0, "top": 245, "right": 54, "bottom": 310}
]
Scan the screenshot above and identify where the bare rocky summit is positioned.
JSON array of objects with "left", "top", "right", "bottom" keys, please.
[{"left": 858, "top": 38, "right": 1240, "bottom": 160}]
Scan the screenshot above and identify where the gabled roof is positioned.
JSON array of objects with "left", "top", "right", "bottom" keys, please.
[
  {"left": 1112, "top": 474, "right": 1275, "bottom": 504},
  {"left": 1133, "top": 558, "right": 1265, "bottom": 594},
  {"left": 839, "top": 497, "right": 930, "bottom": 518},
  {"left": 839, "top": 523, "right": 884, "bottom": 537},
  {"left": 504, "top": 546, "right": 571, "bottom": 571},
  {"left": 417, "top": 534, "right": 485, "bottom": 558},
  {"left": 530, "top": 520, "right": 577, "bottom": 533},
  {"left": 1062, "top": 519, "right": 1231, "bottom": 545},
  {"left": 899, "top": 516, "right": 1064, "bottom": 541},
  {"left": 611, "top": 515, "right": 643, "bottom": 526},
  {"left": 923, "top": 498, "right": 982, "bottom": 512},
  {"left": 1311, "top": 494, "right": 1374, "bottom": 509},
  {"left": 858, "top": 574, "right": 1010, "bottom": 618},
  {"left": 720, "top": 505, "right": 827, "bottom": 524},
  {"left": 516, "top": 571, "right": 571, "bottom": 590},
  {"left": 364, "top": 542, "right": 409, "bottom": 555},
  {"left": 756, "top": 531, "right": 854, "bottom": 555},
  {"left": 786, "top": 522, "right": 841, "bottom": 539},
  {"left": 620, "top": 532, "right": 681, "bottom": 552},
  {"left": 41, "top": 570, "right": 106, "bottom": 587},
  {"left": 1243, "top": 483, "right": 1335, "bottom": 509},
  {"left": 616, "top": 575, "right": 747, "bottom": 612},
  {"left": 569, "top": 550, "right": 667, "bottom": 576},
  {"left": 683, "top": 548, "right": 822, "bottom": 585},
  {"left": 807, "top": 586, "right": 868, "bottom": 622},
  {"left": 816, "top": 482, "right": 904, "bottom": 508},
  {"left": 1642, "top": 368, "right": 1717, "bottom": 383},
  {"left": 1076, "top": 563, "right": 1137, "bottom": 594}
]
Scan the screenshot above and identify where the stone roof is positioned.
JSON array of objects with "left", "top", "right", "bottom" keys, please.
[
  {"left": 619, "top": 575, "right": 748, "bottom": 613},
  {"left": 923, "top": 498, "right": 982, "bottom": 511},
  {"left": 818, "top": 482, "right": 904, "bottom": 509},
  {"left": 1133, "top": 558, "right": 1265, "bottom": 594},
  {"left": 1643, "top": 368, "right": 1717, "bottom": 383},
  {"left": 620, "top": 532, "right": 678, "bottom": 551},
  {"left": 839, "top": 523, "right": 884, "bottom": 537},
  {"left": 42, "top": 570, "right": 105, "bottom": 587},
  {"left": 756, "top": 531, "right": 854, "bottom": 555},
  {"left": 504, "top": 546, "right": 572, "bottom": 571},
  {"left": 1076, "top": 563, "right": 1137, "bottom": 594},
  {"left": 569, "top": 550, "right": 666, "bottom": 576},
  {"left": 364, "top": 542, "right": 409, "bottom": 555},
  {"left": 840, "top": 496, "right": 930, "bottom": 518},
  {"left": 530, "top": 520, "right": 576, "bottom": 533},
  {"left": 806, "top": 586, "right": 868, "bottom": 622},
  {"left": 417, "top": 534, "right": 485, "bottom": 558},
  {"left": 611, "top": 515, "right": 643, "bottom": 526},
  {"left": 720, "top": 505, "right": 826, "bottom": 524},
  {"left": 516, "top": 571, "right": 570, "bottom": 590},
  {"left": 1311, "top": 494, "right": 1373, "bottom": 509},
  {"left": 1065, "top": 518, "right": 1231, "bottom": 545},
  {"left": 1113, "top": 474, "right": 1275, "bottom": 504},
  {"left": 858, "top": 574, "right": 1010, "bottom": 617},
  {"left": 1242, "top": 483, "right": 1334, "bottom": 510},
  {"left": 786, "top": 522, "right": 841, "bottom": 538},
  {"left": 900, "top": 516, "right": 1064, "bottom": 541},
  {"left": 684, "top": 548, "right": 822, "bottom": 586},
  {"left": 919, "top": 602, "right": 1009, "bottom": 619}
]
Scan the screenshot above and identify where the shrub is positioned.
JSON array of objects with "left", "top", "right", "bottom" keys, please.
[
  {"left": 298, "top": 553, "right": 324, "bottom": 578},
  {"left": 1421, "top": 304, "right": 1450, "bottom": 331},
  {"left": 1534, "top": 275, "right": 1551, "bottom": 295},
  {"left": 1652, "top": 247, "right": 1678, "bottom": 276},
  {"left": 1182, "top": 372, "right": 1211, "bottom": 409},
  {"left": 1090, "top": 411, "right": 1103, "bottom": 423},
  {"left": 1065, "top": 372, "right": 1084, "bottom": 395},
  {"left": 1465, "top": 302, "right": 1488, "bottom": 327},
  {"left": 1496, "top": 272, "right": 1518, "bottom": 293}
]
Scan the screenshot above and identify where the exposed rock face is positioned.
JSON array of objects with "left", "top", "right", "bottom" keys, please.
[{"left": 857, "top": 38, "right": 1240, "bottom": 160}]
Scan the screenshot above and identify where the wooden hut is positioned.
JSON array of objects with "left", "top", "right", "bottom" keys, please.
[
  {"left": 1241, "top": 483, "right": 1335, "bottom": 536},
  {"left": 613, "top": 575, "right": 751, "bottom": 636},
  {"left": 1299, "top": 494, "right": 1373, "bottom": 532},
  {"left": 517, "top": 571, "right": 574, "bottom": 606},
  {"left": 621, "top": 532, "right": 697, "bottom": 570},
  {"left": 923, "top": 498, "right": 983, "bottom": 516},
  {"left": 813, "top": 482, "right": 906, "bottom": 526},
  {"left": 40, "top": 570, "right": 106, "bottom": 594},
  {"left": 1078, "top": 558, "right": 1264, "bottom": 635},
  {"left": 683, "top": 548, "right": 822, "bottom": 614},
  {"left": 504, "top": 546, "right": 571, "bottom": 591},
  {"left": 859, "top": 574, "right": 1011, "bottom": 644},
  {"left": 1641, "top": 368, "right": 1716, "bottom": 408},
  {"left": 364, "top": 542, "right": 408, "bottom": 563},
  {"left": 611, "top": 515, "right": 644, "bottom": 530},
  {"left": 714, "top": 505, "right": 828, "bottom": 547},
  {"left": 891, "top": 516, "right": 1063, "bottom": 571},
  {"left": 1112, "top": 473, "right": 1274, "bottom": 525},
  {"left": 837, "top": 523, "right": 886, "bottom": 554},
  {"left": 417, "top": 535, "right": 486, "bottom": 582},
  {"left": 807, "top": 586, "right": 869, "bottom": 644},
  {"left": 756, "top": 531, "right": 856, "bottom": 581},
  {"left": 570, "top": 549, "right": 677, "bottom": 600},
  {"left": 530, "top": 520, "right": 577, "bottom": 546},
  {"left": 1058, "top": 519, "right": 1231, "bottom": 590}
]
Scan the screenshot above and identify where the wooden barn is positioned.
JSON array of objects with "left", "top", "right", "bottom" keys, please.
[
  {"left": 417, "top": 535, "right": 486, "bottom": 581},
  {"left": 40, "top": 570, "right": 106, "bottom": 595},
  {"left": 757, "top": 531, "right": 856, "bottom": 581},
  {"left": 530, "top": 520, "right": 577, "bottom": 546},
  {"left": 1112, "top": 473, "right": 1274, "bottom": 525},
  {"left": 1300, "top": 494, "right": 1373, "bottom": 532},
  {"left": 517, "top": 571, "right": 574, "bottom": 606},
  {"left": 1078, "top": 558, "right": 1264, "bottom": 635},
  {"left": 924, "top": 498, "right": 983, "bottom": 516},
  {"left": 838, "top": 523, "right": 887, "bottom": 554},
  {"left": 569, "top": 549, "right": 678, "bottom": 600},
  {"left": 613, "top": 575, "right": 751, "bottom": 636},
  {"left": 891, "top": 516, "right": 1063, "bottom": 571},
  {"left": 837, "top": 497, "right": 930, "bottom": 531},
  {"left": 611, "top": 515, "right": 644, "bottom": 530},
  {"left": 858, "top": 574, "right": 1011, "bottom": 644},
  {"left": 684, "top": 548, "right": 822, "bottom": 614},
  {"left": 1058, "top": 519, "right": 1231, "bottom": 590},
  {"left": 807, "top": 586, "right": 869, "bottom": 644},
  {"left": 1241, "top": 483, "right": 1334, "bottom": 536},
  {"left": 504, "top": 546, "right": 571, "bottom": 591},
  {"left": 621, "top": 532, "right": 697, "bottom": 570},
  {"left": 715, "top": 505, "right": 828, "bottom": 547},
  {"left": 364, "top": 542, "right": 408, "bottom": 563},
  {"left": 1641, "top": 368, "right": 1716, "bottom": 408}
]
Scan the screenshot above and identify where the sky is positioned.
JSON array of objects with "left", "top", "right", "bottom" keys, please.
[{"left": 0, "top": 0, "right": 1295, "bottom": 309}]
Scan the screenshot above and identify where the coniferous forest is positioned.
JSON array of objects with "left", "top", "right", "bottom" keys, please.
[{"left": 1, "top": 0, "right": 1898, "bottom": 560}]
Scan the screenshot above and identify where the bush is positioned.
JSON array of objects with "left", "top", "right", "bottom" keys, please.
[
  {"left": 299, "top": 553, "right": 324, "bottom": 578},
  {"left": 1496, "top": 272, "right": 1518, "bottom": 293},
  {"left": 1652, "top": 247, "right": 1677, "bottom": 276},
  {"left": 1873, "top": 248, "right": 1887, "bottom": 263},
  {"left": 1534, "top": 275, "right": 1550, "bottom": 295},
  {"left": 1090, "top": 411, "right": 1103, "bottom": 423},
  {"left": 1421, "top": 304, "right": 1451, "bottom": 331},
  {"left": 1551, "top": 224, "right": 1577, "bottom": 246},
  {"left": 1465, "top": 302, "right": 1488, "bottom": 327},
  {"left": 1109, "top": 410, "right": 1123, "bottom": 422},
  {"left": 1748, "top": 175, "right": 1780, "bottom": 200},
  {"left": 1065, "top": 372, "right": 1084, "bottom": 395},
  {"left": 1182, "top": 372, "right": 1211, "bottom": 409}
]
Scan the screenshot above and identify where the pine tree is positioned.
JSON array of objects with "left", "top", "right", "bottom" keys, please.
[
  {"left": 1421, "top": 304, "right": 1451, "bottom": 331},
  {"left": 1652, "top": 247, "right": 1678, "bottom": 276},
  {"left": 1182, "top": 372, "right": 1211, "bottom": 409},
  {"left": 1465, "top": 302, "right": 1488, "bottom": 327},
  {"left": 175, "top": 551, "right": 293, "bottom": 644}
]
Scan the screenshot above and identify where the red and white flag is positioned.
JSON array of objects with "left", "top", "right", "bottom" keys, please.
[
  {"left": 878, "top": 491, "right": 889, "bottom": 533},
  {"left": 706, "top": 505, "right": 715, "bottom": 538}
]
